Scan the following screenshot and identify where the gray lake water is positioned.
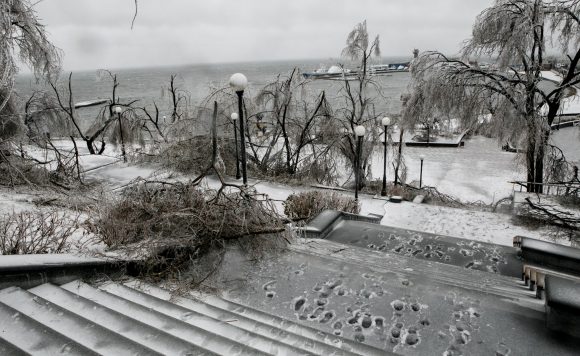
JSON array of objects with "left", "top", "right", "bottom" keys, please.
[{"left": 15, "top": 57, "right": 412, "bottom": 129}]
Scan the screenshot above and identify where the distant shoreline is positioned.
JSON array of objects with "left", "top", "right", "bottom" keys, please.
[{"left": 16, "top": 56, "right": 414, "bottom": 77}]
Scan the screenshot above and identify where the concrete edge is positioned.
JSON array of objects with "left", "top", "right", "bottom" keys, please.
[
  {"left": 0, "top": 254, "right": 137, "bottom": 290},
  {"left": 301, "top": 210, "right": 382, "bottom": 239}
]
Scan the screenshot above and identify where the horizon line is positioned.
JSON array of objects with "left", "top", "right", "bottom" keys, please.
[{"left": 16, "top": 54, "right": 416, "bottom": 76}]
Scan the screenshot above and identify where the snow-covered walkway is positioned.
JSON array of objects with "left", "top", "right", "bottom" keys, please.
[
  {"left": 78, "top": 155, "right": 568, "bottom": 247},
  {"left": 4, "top": 133, "right": 576, "bottom": 251}
]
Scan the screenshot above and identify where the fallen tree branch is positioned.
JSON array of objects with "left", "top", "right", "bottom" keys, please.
[{"left": 524, "top": 197, "right": 579, "bottom": 230}]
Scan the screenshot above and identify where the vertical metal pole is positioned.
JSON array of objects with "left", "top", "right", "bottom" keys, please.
[
  {"left": 419, "top": 158, "right": 424, "bottom": 188},
  {"left": 355, "top": 135, "right": 363, "bottom": 201},
  {"left": 118, "top": 112, "right": 127, "bottom": 163},
  {"left": 237, "top": 91, "right": 248, "bottom": 185},
  {"left": 381, "top": 126, "right": 388, "bottom": 196},
  {"left": 233, "top": 121, "right": 241, "bottom": 179}
]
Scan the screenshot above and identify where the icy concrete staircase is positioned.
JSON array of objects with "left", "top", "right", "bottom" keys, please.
[
  {"left": 0, "top": 279, "right": 390, "bottom": 356},
  {"left": 292, "top": 239, "right": 541, "bottom": 308}
]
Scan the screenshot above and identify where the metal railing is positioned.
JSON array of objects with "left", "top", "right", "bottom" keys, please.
[{"left": 510, "top": 181, "right": 580, "bottom": 197}]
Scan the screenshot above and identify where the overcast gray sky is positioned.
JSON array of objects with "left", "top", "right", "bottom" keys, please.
[{"left": 34, "top": 0, "right": 493, "bottom": 71}]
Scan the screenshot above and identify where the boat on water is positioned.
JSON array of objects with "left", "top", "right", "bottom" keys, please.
[
  {"left": 302, "top": 65, "right": 356, "bottom": 80},
  {"left": 369, "top": 62, "right": 410, "bottom": 74},
  {"left": 303, "top": 62, "right": 410, "bottom": 80}
]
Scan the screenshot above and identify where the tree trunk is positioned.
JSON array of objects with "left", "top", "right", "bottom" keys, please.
[
  {"left": 394, "top": 128, "right": 404, "bottom": 185},
  {"left": 526, "top": 133, "right": 536, "bottom": 193},
  {"left": 118, "top": 114, "right": 127, "bottom": 163},
  {"left": 85, "top": 139, "right": 96, "bottom": 155},
  {"left": 525, "top": 89, "right": 538, "bottom": 192},
  {"left": 534, "top": 128, "right": 550, "bottom": 194}
]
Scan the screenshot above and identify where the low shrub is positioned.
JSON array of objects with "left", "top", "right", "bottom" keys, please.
[
  {"left": 0, "top": 160, "right": 50, "bottom": 186},
  {"left": 361, "top": 180, "right": 416, "bottom": 201},
  {"left": 283, "top": 190, "right": 360, "bottom": 222},
  {"left": 0, "top": 140, "right": 84, "bottom": 188},
  {"left": 0, "top": 209, "right": 79, "bottom": 255},
  {"left": 149, "top": 136, "right": 237, "bottom": 176}
]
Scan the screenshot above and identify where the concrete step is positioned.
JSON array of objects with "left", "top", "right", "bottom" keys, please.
[
  {"left": 100, "top": 281, "right": 322, "bottom": 356},
  {"left": 0, "top": 286, "right": 159, "bottom": 355},
  {"left": 299, "top": 239, "right": 521, "bottom": 287},
  {"left": 60, "top": 280, "right": 263, "bottom": 356},
  {"left": 0, "top": 301, "right": 97, "bottom": 356},
  {"left": 190, "top": 294, "right": 388, "bottom": 356},
  {"left": 122, "top": 280, "right": 389, "bottom": 356},
  {"left": 123, "top": 280, "right": 367, "bottom": 356},
  {"left": 0, "top": 337, "right": 28, "bottom": 356},
  {"left": 293, "top": 239, "right": 540, "bottom": 307},
  {"left": 28, "top": 283, "right": 208, "bottom": 355}
]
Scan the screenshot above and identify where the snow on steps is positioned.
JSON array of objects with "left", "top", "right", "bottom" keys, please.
[
  {"left": 0, "top": 336, "right": 28, "bottom": 356},
  {"left": 0, "top": 286, "right": 160, "bottom": 355},
  {"left": 122, "top": 280, "right": 387, "bottom": 356},
  {"left": 0, "top": 301, "right": 98, "bottom": 355},
  {"left": 0, "top": 279, "right": 391, "bottom": 356},
  {"left": 58, "top": 280, "right": 263, "bottom": 355},
  {"left": 290, "top": 239, "right": 541, "bottom": 308},
  {"left": 28, "top": 283, "right": 210, "bottom": 355}
]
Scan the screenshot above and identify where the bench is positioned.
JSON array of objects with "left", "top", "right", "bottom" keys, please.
[
  {"left": 544, "top": 275, "right": 580, "bottom": 338},
  {"left": 522, "top": 264, "right": 580, "bottom": 299},
  {"left": 513, "top": 236, "right": 580, "bottom": 274}
]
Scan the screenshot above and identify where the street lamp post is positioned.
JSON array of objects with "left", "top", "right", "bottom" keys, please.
[
  {"left": 113, "top": 105, "right": 127, "bottom": 163},
  {"left": 354, "top": 125, "right": 366, "bottom": 201},
  {"left": 380, "top": 116, "right": 391, "bottom": 196},
  {"left": 229, "top": 73, "right": 248, "bottom": 185},
  {"left": 231, "top": 112, "right": 241, "bottom": 180},
  {"left": 419, "top": 154, "right": 425, "bottom": 188}
]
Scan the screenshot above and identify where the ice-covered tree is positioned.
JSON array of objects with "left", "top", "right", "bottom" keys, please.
[
  {"left": 336, "top": 20, "right": 382, "bottom": 189},
  {"left": 0, "top": 0, "right": 61, "bottom": 142},
  {"left": 403, "top": 0, "right": 580, "bottom": 193},
  {"left": 253, "top": 68, "right": 332, "bottom": 177}
]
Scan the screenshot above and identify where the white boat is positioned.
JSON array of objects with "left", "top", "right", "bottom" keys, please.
[
  {"left": 303, "top": 65, "right": 354, "bottom": 80},
  {"left": 369, "top": 62, "right": 410, "bottom": 74},
  {"left": 303, "top": 62, "right": 410, "bottom": 80}
]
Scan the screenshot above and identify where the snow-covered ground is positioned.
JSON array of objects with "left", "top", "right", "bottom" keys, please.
[
  {"left": 367, "top": 128, "right": 580, "bottom": 204},
  {"left": 0, "top": 190, "right": 40, "bottom": 214},
  {"left": 369, "top": 135, "right": 524, "bottom": 204},
  {"left": 551, "top": 125, "right": 580, "bottom": 164},
  {"left": 381, "top": 201, "right": 572, "bottom": 247},
  {"left": 76, "top": 137, "right": 569, "bottom": 245}
]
